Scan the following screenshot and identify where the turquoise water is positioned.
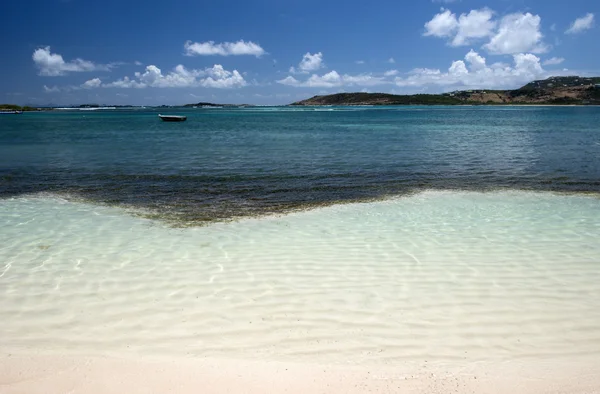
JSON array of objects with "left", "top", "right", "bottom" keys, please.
[
  {"left": 1, "top": 106, "right": 599, "bottom": 224},
  {"left": 1, "top": 107, "right": 600, "bottom": 370}
]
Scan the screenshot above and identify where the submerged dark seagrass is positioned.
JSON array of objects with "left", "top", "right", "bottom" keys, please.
[{"left": 1, "top": 106, "right": 599, "bottom": 225}]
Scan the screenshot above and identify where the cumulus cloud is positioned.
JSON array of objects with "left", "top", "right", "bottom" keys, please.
[
  {"left": 33, "top": 47, "right": 113, "bottom": 76},
  {"left": 449, "top": 60, "right": 468, "bottom": 75},
  {"left": 453, "top": 9, "right": 496, "bottom": 46},
  {"left": 465, "top": 49, "right": 487, "bottom": 71},
  {"left": 542, "top": 57, "right": 565, "bottom": 66},
  {"left": 424, "top": 9, "right": 547, "bottom": 54},
  {"left": 424, "top": 8, "right": 495, "bottom": 46},
  {"left": 100, "top": 64, "right": 246, "bottom": 89},
  {"left": 424, "top": 9, "right": 458, "bottom": 38},
  {"left": 81, "top": 78, "right": 102, "bottom": 89},
  {"left": 135, "top": 64, "right": 199, "bottom": 88},
  {"left": 388, "top": 58, "right": 396, "bottom": 64},
  {"left": 565, "top": 13, "right": 595, "bottom": 34},
  {"left": 277, "top": 70, "right": 387, "bottom": 88},
  {"left": 277, "top": 48, "right": 549, "bottom": 90},
  {"left": 290, "top": 52, "right": 324, "bottom": 73},
  {"left": 394, "top": 50, "right": 546, "bottom": 90},
  {"left": 184, "top": 40, "right": 265, "bottom": 57},
  {"left": 201, "top": 65, "right": 247, "bottom": 88},
  {"left": 484, "top": 13, "right": 547, "bottom": 54}
]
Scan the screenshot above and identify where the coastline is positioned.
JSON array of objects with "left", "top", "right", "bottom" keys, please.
[
  {"left": 289, "top": 103, "right": 600, "bottom": 107},
  {"left": 2, "top": 353, "right": 599, "bottom": 394}
]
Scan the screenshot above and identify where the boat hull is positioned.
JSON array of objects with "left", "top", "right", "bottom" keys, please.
[{"left": 158, "top": 114, "right": 187, "bottom": 122}]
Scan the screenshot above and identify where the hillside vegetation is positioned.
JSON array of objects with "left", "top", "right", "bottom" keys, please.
[
  {"left": 291, "top": 76, "right": 600, "bottom": 106},
  {"left": 0, "top": 104, "right": 36, "bottom": 111}
]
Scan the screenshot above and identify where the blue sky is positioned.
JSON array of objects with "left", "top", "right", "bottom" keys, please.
[{"left": 1, "top": 0, "right": 598, "bottom": 105}]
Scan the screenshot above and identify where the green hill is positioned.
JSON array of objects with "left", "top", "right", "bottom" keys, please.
[{"left": 291, "top": 76, "right": 600, "bottom": 106}]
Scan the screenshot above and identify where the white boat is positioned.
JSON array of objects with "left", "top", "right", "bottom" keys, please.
[{"left": 158, "top": 114, "right": 187, "bottom": 122}]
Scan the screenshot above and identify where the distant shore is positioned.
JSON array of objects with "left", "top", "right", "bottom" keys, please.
[
  {"left": 291, "top": 76, "right": 600, "bottom": 106},
  {"left": 4, "top": 76, "right": 600, "bottom": 110}
]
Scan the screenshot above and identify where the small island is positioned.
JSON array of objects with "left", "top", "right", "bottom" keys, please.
[
  {"left": 0, "top": 104, "right": 37, "bottom": 112},
  {"left": 183, "top": 102, "right": 254, "bottom": 108},
  {"left": 291, "top": 76, "right": 600, "bottom": 106}
]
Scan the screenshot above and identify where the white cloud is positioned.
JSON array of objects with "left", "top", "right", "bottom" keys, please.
[
  {"left": 394, "top": 50, "right": 547, "bottom": 90},
  {"left": 279, "top": 71, "right": 340, "bottom": 87},
  {"left": 565, "top": 13, "right": 595, "bottom": 34},
  {"left": 277, "top": 70, "right": 387, "bottom": 88},
  {"left": 305, "top": 71, "right": 342, "bottom": 87},
  {"left": 135, "top": 64, "right": 200, "bottom": 88},
  {"left": 201, "top": 65, "right": 246, "bottom": 88},
  {"left": 513, "top": 53, "right": 544, "bottom": 74},
  {"left": 184, "top": 40, "right": 265, "bottom": 57},
  {"left": 449, "top": 60, "right": 468, "bottom": 75},
  {"left": 43, "top": 85, "right": 61, "bottom": 93},
  {"left": 104, "top": 76, "right": 146, "bottom": 89},
  {"left": 465, "top": 49, "right": 487, "bottom": 71},
  {"left": 542, "top": 57, "right": 565, "bottom": 66},
  {"left": 355, "top": 60, "right": 365, "bottom": 64},
  {"left": 290, "top": 52, "right": 324, "bottom": 73},
  {"left": 424, "top": 9, "right": 548, "bottom": 54},
  {"left": 277, "top": 76, "right": 301, "bottom": 86},
  {"left": 453, "top": 9, "right": 496, "bottom": 46},
  {"left": 388, "top": 57, "right": 396, "bottom": 64},
  {"left": 411, "top": 68, "right": 442, "bottom": 76},
  {"left": 100, "top": 64, "right": 246, "bottom": 89},
  {"left": 424, "top": 9, "right": 458, "bottom": 38},
  {"left": 342, "top": 74, "right": 388, "bottom": 86},
  {"left": 276, "top": 54, "right": 541, "bottom": 89},
  {"left": 424, "top": 8, "right": 495, "bottom": 46},
  {"left": 33, "top": 47, "right": 112, "bottom": 76},
  {"left": 484, "top": 13, "right": 547, "bottom": 54},
  {"left": 81, "top": 78, "right": 102, "bottom": 89},
  {"left": 134, "top": 61, "right": 143, "bottom": 66}
]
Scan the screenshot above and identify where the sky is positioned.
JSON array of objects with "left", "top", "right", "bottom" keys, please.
[{"left": 1, "top": 0, "right": 598, "bottom": 106}]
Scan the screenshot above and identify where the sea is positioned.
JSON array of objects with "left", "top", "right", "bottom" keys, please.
[{"left": 1, "top": 106, "right": 600, "bottom": 370}]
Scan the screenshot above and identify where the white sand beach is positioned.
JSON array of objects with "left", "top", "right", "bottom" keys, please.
[
  {"left": 1, "top": 191, "right": 600, "bottom": 393},
  {"left": 2, "top": 354, "right": 600, "bottom": 394}
]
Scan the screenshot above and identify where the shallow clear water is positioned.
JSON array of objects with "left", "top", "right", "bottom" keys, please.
[
  {"left": 1, "top": 107, "right": 599, "bottom": 369},
  {"left": 1, "top": 191, "right": 599, "bottom": 366},
  {"left": 1, "top": 106, "right": 600, "bottom": 223}
]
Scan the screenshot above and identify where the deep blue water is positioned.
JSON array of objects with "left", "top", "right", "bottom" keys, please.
[{"left": 1, "top": 106, "right": 599, "bottom": 223}]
